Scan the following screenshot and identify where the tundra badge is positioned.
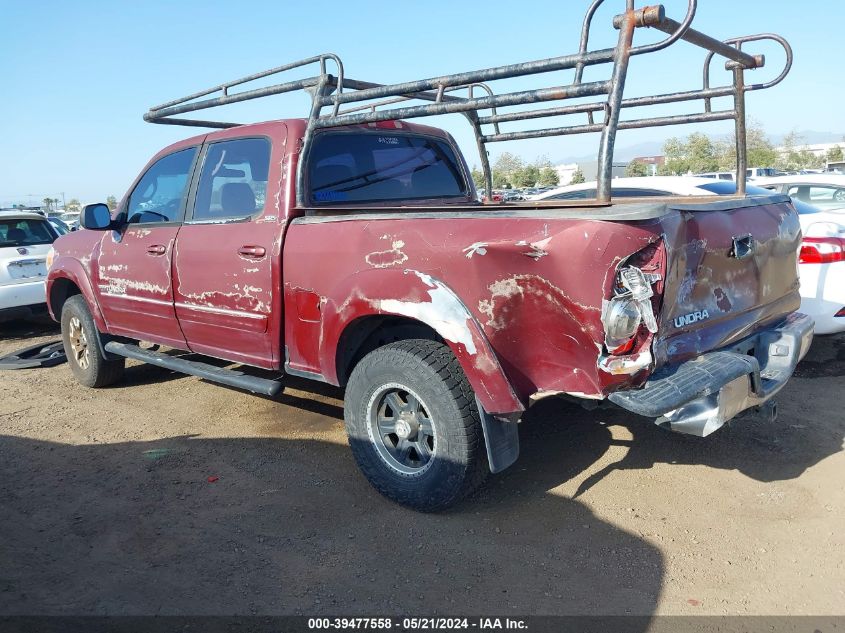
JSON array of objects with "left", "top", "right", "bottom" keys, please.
[{"left": 675, "top": 310, "right": 710, "bottom": 328}]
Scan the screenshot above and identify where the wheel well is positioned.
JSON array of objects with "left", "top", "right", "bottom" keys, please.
[
  {"left": 336, "top": 316, "right": 442, "bottom": 386},
  {"left": 49, "top": 278, "right": 81, "bottom": 318}
]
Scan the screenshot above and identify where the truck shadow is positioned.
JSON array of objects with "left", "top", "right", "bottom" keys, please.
[
  {"left": 0, "top": 317, "right": 59, "bottom": 341},
  {"left": 0, "top": 433, "right": 662, "bottom": 619},
  {"left": 792, "top": 333, "right": 845, "bottom": 378},
  {"left": 508, "top": 392, "right": 843, "bottom": 501}
]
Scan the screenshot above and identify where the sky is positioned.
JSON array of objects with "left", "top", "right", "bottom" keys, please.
[{"left": 2, "top": 0, "right": 843, "bottom": 206}]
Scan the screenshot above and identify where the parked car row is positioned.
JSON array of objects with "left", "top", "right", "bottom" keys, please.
[
  {"left": 532, "top": 175, "right": 845, "bottom": 334},
  {"left": 0, "top": 211, "right": 60, "bottom": 321}
]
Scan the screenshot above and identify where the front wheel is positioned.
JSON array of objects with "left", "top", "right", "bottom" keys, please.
[
  {"left": 344, "top": 339, "right": 488, "bottom": 511},
  {"left": 60, "top": 295, "right": 125, "bottom": 388}
]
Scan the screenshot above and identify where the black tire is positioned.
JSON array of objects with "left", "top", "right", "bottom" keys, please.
[
  {"left": 60, "top": 295, "right": 124, "bottom": 388},
  {"left": 344, "top": 339, "right": 488, "bottom": 511}
]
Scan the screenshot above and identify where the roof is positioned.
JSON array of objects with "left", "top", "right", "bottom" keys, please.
[
  {"left": 151, "top": 118, "right": 455, "bottom": 163},
  {"left": 754, "top": 174, "right": 845, "bottom": 186},
  {"left": 0, "top": 210, "right": 50, "bottom": 221},
  {"left": 533, "top": 176, "right": 722, "bottom": 199}
]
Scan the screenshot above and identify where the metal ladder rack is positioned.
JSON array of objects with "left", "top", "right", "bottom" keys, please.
[{"left": 144, "top": 0, "right": 792, "bottom": 206}]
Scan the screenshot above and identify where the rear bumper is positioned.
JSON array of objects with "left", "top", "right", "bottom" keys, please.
[
  {"left": 0, "top": 280, "right": 47, "bottom": 311},
  {"left": 608, "top": 312, "right": 814, "bottom": 436}
]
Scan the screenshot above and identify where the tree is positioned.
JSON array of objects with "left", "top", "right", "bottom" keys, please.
[
  {"left": 512, "top": 164, "right": 540, "bottom": 188},
  {"left": 42, "top": 197, "right": 54, "bottom": 212},
  {"left": 106, "top": 195, "right": 119, "bottom": 210},
  {"left": 826, "top": 145, "right": 844, "bottom": 163},
  {"left": 625, "top": 160, "right": 649, "bottom": 177},
  {"left": 662, "top": 133, "right": 719, "bottom": 175},
  {"left": 470, "top": 167, "right": 485, "bottom": 191},
  {"left": 66, "top": 199, "right": 81, "bottom": 213},
  {"left": 716, "top": 121, "right": 778, "bottom": 171},
  {"left": 537, "top": 166, "right": 559, "bottom": 187},
  {"left": 777, "top": 129, "right": 825, "bottom": 171},
  {"left": 492, "top": 170, "right": 510, "bottom": 189},
  {"left": 570, "top": 168, "right": 585, "bottom": 185},
  {"left": 492, "top": 152, "right": 524, "bottom": 175}
]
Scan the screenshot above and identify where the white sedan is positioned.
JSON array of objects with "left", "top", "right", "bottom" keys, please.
[
  {"left": 0, "top": 211, "right": 59, "bottom": 321},
  {"left": 755, "top": 174, "right": 845, "bottom": 212},
  {"left": 533, "top": 176, "right": 845, "bottom": 335}
]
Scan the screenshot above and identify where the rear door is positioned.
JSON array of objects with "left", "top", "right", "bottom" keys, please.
[
  {"left": 171, "top": 134, "right": 277, "bottom": 368},
  {"left": 95, "top": 146, "right": 199, "bottom": 348}
]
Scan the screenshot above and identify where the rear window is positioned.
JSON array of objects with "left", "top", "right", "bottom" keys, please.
[
  {"left": 308, "top": 132, "right": 468, "bottom": 205},
  {"left": 697, "top": 181, "right": 820, "bottom": 215},
  {"left": 0, "top": 218, "right": 56, "bottom": 247}
]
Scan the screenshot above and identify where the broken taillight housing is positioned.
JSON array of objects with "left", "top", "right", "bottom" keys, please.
[
  {"left": 799, "top": 237, "right": 845, "bottom": 264},
  {"left": 602, "top": 299, "right": 642, "bottom": 353},
  {"left": 602, "top": 266, "right": 661, "bottom": 354}
]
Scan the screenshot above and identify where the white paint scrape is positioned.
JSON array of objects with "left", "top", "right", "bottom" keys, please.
[{"left": 378, "top": 271, "right": 477, "bottom": 355}]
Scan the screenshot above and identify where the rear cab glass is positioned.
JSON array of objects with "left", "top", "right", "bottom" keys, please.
[
  {"left": 0, "top": 218, "right": 56, "bottom": 247},
  {"left": 307, "top": 131, "right": 470, "bottom": 205}
]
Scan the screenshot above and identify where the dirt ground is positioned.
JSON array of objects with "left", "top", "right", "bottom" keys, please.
[{"left": 0, "top": 318, "right": 843, "bottom": 617}]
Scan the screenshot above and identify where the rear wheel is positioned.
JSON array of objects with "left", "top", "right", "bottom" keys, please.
[
  {"left": 60, "top": 295, "right": 124, "bottom": 387},
  {"left": 344, "top": 339, "right": 488, "bottom": 511}
]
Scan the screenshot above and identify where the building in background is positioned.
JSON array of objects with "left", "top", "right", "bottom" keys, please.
[{"left": 554, "top": 161, "right": 628, "bottom": 185}]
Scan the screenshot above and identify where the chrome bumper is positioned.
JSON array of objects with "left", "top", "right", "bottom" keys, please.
[{"left": 608, "top": 313, "right": 814, "bottom": 436}]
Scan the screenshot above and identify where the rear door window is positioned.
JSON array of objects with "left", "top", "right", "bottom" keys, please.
[
  {"left": 612, "top": 188, "right": 673, "bottom": 197},
  {"left": 0, "top": 218, "right": 56, "bottom": 246},
  {"left": 191, "top": 137, "right": 271, "bottom": 221},
  {"left": 786, "top": 184, "right": 845, "bottom": 205},
  {"left": 308, "top": 132, "right": 468, "bottom": 204},
  {"left": 546, "top": 189, "right": 595, "bottom": 200}
]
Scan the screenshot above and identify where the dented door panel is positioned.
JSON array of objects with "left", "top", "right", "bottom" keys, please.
[
  {"left": 172, "top": 222, "right": 276, "bottom": 366},
  {"left": 95, "top": 226, "right": 186, "bottom": 348}
]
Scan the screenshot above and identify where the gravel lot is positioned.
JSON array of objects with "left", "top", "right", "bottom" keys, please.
[{"left": 1, "top": 319, "right": 843, "bottom": 616}]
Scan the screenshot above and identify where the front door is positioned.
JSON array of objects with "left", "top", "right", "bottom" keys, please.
[
  {"left": 95, "top": 145, "right": 200, "bottom": 348},
  {"left": 172, "top": 135, "right": 277, "bottom": 367}
]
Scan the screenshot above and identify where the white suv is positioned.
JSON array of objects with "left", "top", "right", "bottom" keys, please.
[{"left": 0, "top": 211, "right": 59, "bottom": 320}]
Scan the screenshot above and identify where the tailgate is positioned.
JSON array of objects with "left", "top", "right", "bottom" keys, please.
[{"left": 653, "top": 195, "right": 802, "bottom": 364}]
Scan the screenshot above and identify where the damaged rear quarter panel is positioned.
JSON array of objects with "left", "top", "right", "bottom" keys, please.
[{"left": 282, "top": 214, "right": 665, "bottom": 410}]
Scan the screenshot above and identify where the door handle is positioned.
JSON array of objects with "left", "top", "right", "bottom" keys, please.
[
  {"left": 238, "top": 245, "right": 266, "bottom": 258},
  {"left": 146, "top": 244, "right": 167, "bottom": 255}
]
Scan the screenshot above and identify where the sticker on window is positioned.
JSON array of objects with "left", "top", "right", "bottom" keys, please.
[
  {"left": 314, "top": 190, "right": 349, "bottom": 202},
  {"left": 377, "top": 137, "right": 400, "bottom": 145}
]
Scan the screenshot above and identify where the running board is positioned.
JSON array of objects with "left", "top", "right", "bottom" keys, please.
[{"left": 104, "top": 341, "right": 283, "bottom": 396}]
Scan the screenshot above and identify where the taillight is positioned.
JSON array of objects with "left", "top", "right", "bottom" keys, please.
[
  {"left": 799, "top": 237, "right": 845, "bottom": 264},
  {"left": 835, "top": 307, "right": 845, "bottom": 318},
  {"left": 601, "top": 266, "right": 661, "bottom": 354}
]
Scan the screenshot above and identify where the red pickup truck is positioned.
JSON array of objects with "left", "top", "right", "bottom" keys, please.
[{"left": 45, "top": 2, "right": 811, "bottom": 510}]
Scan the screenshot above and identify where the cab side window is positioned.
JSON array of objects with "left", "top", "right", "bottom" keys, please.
[
  {"left": 192, "top": 138, "right": 271, "bottom": 221},
  {"left": 126, "top": 147, "right": 198, "bottom": 224},
  {"left": 547, "top": 190, "right": 594, "bottom": 200}
]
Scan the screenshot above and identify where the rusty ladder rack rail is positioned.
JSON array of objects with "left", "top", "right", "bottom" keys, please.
[{"left": 143, "top": 0, "right": 792, "bottom": 205}]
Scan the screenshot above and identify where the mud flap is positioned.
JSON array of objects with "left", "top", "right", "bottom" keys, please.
[{"left": 476, "top": 398, "right": 520, "bottom": 473}]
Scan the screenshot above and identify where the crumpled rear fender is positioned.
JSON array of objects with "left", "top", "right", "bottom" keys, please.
[{"left": 319, "top": 268, "right": 524, "bottom": 416}]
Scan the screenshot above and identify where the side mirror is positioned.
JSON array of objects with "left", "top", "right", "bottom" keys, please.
[{"left": 80, "top": 203, "right": 114, "bottom": 231}]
